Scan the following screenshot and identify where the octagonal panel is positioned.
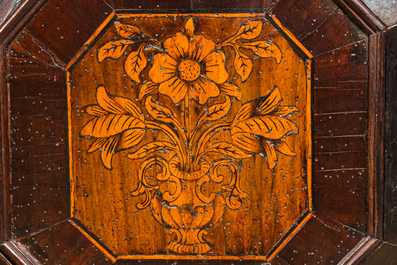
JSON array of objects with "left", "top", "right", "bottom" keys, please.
[{"left": 67, "top": 13, "right": 312, "bottom": 261}]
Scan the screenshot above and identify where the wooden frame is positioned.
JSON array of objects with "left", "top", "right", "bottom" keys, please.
[{"left": 0, "top": 0, "right": 395, "bottom": 264}]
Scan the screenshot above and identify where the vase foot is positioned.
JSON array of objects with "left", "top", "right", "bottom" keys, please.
[{"left": 167, "top": 228, "right": 211, "bottom": 254}]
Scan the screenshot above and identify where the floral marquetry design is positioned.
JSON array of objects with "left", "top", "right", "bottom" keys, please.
[{"left": 68, "top": 13, "right": 312, "bottom": 262}]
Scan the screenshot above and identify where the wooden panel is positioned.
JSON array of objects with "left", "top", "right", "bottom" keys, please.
[
  {"left": 7, "top": 31, "right": 68, "bottom": 239},
  {"left": 25, "top": 0, "right": 113, "bottom": 65},
  {"left": 20, "top": 221, "right": 113, "bottom": 265},
  {"left": 68, "top": 13, "right": 312, "bottom": 261},
  {"left": 315, "top": 170, "right": 367, "bottom": 230},
  {"left": 384, "top": 23, "right": 397, "bottom": 244},
  {"left": 271, "top": 0, "right": 340, "bottom": 41},
  {"left": 0, "top": 0, "right": 388, "bottom": 263},
  {"left": 276, "top": 217, "right": 364, "bottom": 263}
]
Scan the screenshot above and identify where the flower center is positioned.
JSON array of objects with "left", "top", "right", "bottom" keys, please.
[{"left": 178, "top": 60, "right": 201, "bottom": 82}]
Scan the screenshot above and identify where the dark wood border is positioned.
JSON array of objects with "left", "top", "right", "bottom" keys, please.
[
  {"left": 0, "top": 0, "right": 392, "bottom": 263},
  {"left": 0, "top": 40, "right": 10, "bottom": 244},
  {"left": 334, "top": 0, "right": 387, "bottom": 241}
]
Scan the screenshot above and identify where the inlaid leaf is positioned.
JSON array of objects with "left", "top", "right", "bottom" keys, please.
[
  {"left": 256, "top": 86, "right": 282, "bottom": 115},
  {"left": 231, "top": 132, "right": 263, "bottom": 153},
  {"left": 114, "top": 22, "right": 142, "bottom": 39},
  {"left": 185, "top": 18, "right": 195, "bottom": 37},
  {"left": 231, "top": 98, "right": 261, "bottom": 128},
  {"left": 234, "top": 20, "right": 263, "bottom": 40},
  {"left": 219, "top": 83, "right": 241, "bottom": 100},
  {"left": 82, "top": 105, "right": 108, "bottom": 116},
  {"left": 125, "top": 43, "right": 147, "bottom": 83},
  {"left": 112, "top": 95, "right": 142, "bottom": 119},
  {"left": 274, "top": 140, "right": 296, "bottom": 156},
  {"left": 262, "top": 140, "right": 278, "bottom": 169},
  {"left": 232, "top": 87, "right": 284, "bottom": 127},
  {"left": 96, "top": 85, "right": 124, "bottom": 114},
  {"left": 205, "top": 142, "right": 252, "bottom": 159},
  {"left": 101, "top": 135, "right": 119, "bottom": 169},
  {"left": 96, "top": 86, "right": 142, "bottom": 118},
  {"left": 232, "top": 116, "right": 298, "bottom": 140},
  {"left": 87, "top": 138, "right": 106, "bottom": 153},
  {"left": 234, "top": 52, "right": 252, "bottom": 82},
  {"left": 198, "top": 97, "right": 231, "bottom": 125},
  {"left": 80, "top": 114, "right": 145, "bottom": 138},
  {"left": 118, "top": 128, "right": 145, "bottom": 150},
  {"left": 272, "top": 106, "right": 300, "bottom": 117},
  {"left": 139, "top": 81, "right": 158, "bottom": 100},
  {"left": 240, "top": 41, "right": 282, "bottom": 63},
  {"left": 128, "top": 142, "right": 174, "bottom": 160},
  {"left": 98, "top": 40, "right": 131, "bottom": 62},
  {"left": 145, "top": 96, "right": 176, "bottom": 124}
]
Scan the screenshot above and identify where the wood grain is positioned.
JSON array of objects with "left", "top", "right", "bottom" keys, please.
[
  {"left": 25, "top": 0, "right": 113, "bottom": 65},
  {"left": 275, "top": 216, "right": 364, "bottom": 264},
  {"left": 69, "top": 14, "right": 312, "bottom": 260},
  {"left": 7, "top": 30, "right": 68, "bottom": 239},
  {"left": 0, "top": 0, "right": 393, "bottom": 263},
  {"left": 384, "top": 22, "right": 397, "bottom": 244}
]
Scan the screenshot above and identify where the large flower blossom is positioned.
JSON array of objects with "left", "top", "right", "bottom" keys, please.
[{"left": 149, "top": 32, "right": 229, "bottom": 104}]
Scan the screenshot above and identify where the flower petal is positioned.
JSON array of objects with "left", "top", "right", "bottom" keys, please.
[
  {"left": 204, "top": 51, "right": 228, "bottom": 84},
  {"left": 188, "top": 35, "right": 216, "bottom": 63},
  {"left": 149, "top": 53, "right": 177, "bottom": 84},
  {"left": 164, "top": 32, "right": 189, "bottom": 61},
  {"left": 190, "top": 77, "right": 220, "bottom": 105},
  {"left": 158, "top": 76, "right": 189, "bottom": 104}
]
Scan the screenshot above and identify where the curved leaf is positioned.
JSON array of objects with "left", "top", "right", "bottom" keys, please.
[
  {"left": 145, "top": 96, "right": 176, "bottom": 124},
  {"left": 231, "top": 132, "right": 263, "bottom": 153},
  {"left": 114, "top": 22, "right": 141, "bottom": 39},
  {"left": 87, "top": 138, "right": 106, "bottom": 153},
  {"left": 234, "top": 51, "right": 252, "bottom": 82},
  {"left": 272, "top": 106, "right": 299, "bottom": 117},
  {"left": 95, "top": 86, "right": 142, "bottom": 118},
  {"left": 205, "top": 142, "right": 252, "bottom": 159},
  {"left": 256, "top": 86, "right": 282, "bottom": 115},
  {"left": 118, "top": 128, "right": 145, "bottom": 150},
  {"left": 80, "top": 114, "right": 145, "bottom": 138},
  {"left": 232, "top": 87, "right": 284, "bottom": 127},
  {"left": 198, "top": 97, "right": 231, "bottom": 125},
  {"left": 231, "top": 98, "right": 261, "bottom": 128},
  {"left": 234, "top": 20, "right": 263, "bottom": 40},
  {"left": 219, "top": 83, "right": 241, "bottom": 100},
  {"left": 262, "top": 140, "right": 278, "bottom": 169},
  {"left": 239, "top": 41, "right": 282, "bottom": 63},
  {"left": 112, "top": 95, "right": 142, "bottom": 119},
  {"left": 232, "top": 115, "right": 298, "bottom": 140},
  {"left": 125, "top": 43, "right": 147, "bottom": 83},
  {"left": 128, "top": 141, "right": 174, "bottom": 160},
  {"left": 98, "top": 40, "right": 131, "bottom": 62},
  {"left": 101, "top": 135, "right": 119, "bottom": 170},
  {"left": 96, "top": 85, "right": 124, "bottom": 114},
  {"left": 139, "top": 81, "right": 158, "bottom": 100},
  {"left": 274, "top": 140, "right": 296, "bottom": 156},
  {"left": 82, "top": 105, "right": 108, "bottom": 116}
]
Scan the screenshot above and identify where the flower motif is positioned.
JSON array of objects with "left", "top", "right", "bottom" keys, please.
[{"left": 149, "top": 31, "right": 228, "bottom": 104}]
